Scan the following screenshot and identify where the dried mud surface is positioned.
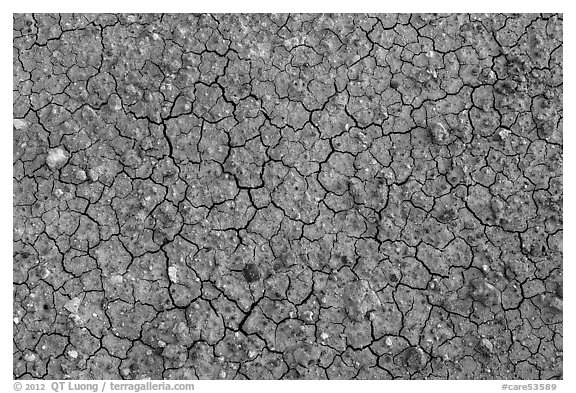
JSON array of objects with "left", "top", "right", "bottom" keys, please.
[{"left": 13, "top": 13, "right": 562, "bottom": 380}]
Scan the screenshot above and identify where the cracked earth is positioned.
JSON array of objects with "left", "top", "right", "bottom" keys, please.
[{"left": 13, "top": 13, "right": 562, "bottom": 380}]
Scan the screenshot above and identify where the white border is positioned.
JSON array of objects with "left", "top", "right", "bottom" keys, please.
[{"left": 2, "top": 3, "right": 572, "bottom": 392}]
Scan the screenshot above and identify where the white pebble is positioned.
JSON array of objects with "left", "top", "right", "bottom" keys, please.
[
  {"left": 64, "top": 297, "right": 81, "bottom": 314},
  {"left": 24, "top": 353, "right": 36, "bottom": 362},
  {"left": 168, "top": 266, "right": 178, "bottom": 283},
  {"left": 46, "top": 147, "right": 68, "bottom": 168},
  {"left": 498, "top": 128, "right": 511, "bottom": 140},
  {"left": 13, "top": 119, "right": 28, "bottom": 130},
  {"left": 110, "top": 275, "right": 124, "bottom": 285}
]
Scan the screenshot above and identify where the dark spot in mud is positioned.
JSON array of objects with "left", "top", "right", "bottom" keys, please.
[
  {"left": 242, "top": 263, "right": 260, "bottom": 283},
  {"left": 402, "top": 347, "right": 425, "bottom": 370}
]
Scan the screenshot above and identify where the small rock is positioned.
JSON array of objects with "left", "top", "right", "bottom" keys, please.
[
  {"left": 41, "top": 267, "right": 51, "bottom": 278},
  {"left": 168, "top": 266, "right": 178, "bottom": 283},
  {"left": 13, "top": 317, "right": 19, "bottom": 324},
  {"left": 386, "top": 337, "right": 393, "bottom": 346},
  {"left": 121, "top": 368, "right": 130, "bottom": 377},
  {"left": 343, "top": 279, "right": 382, "bottom": 322},
  {"left": 68, "top": 350, "right": 78, "bottom": 359},
  {"left": 480, "top": 338, "right": 494, "bottom": 353},
  {"left": 76, "top": 170, "right": 87, "bottom": 182},
  {"left": 219, "top": 370, "right": 227, "bottom": 379},
  {"left": 110, "top": 275, "right": 123, "bottom": 285},
  {"left": 70, "top": 314, "right": 84, "bottom": 326},
  {"left": 13, "top": 119, "right": 28, "bottom": 130},
  {"left": 24, "top": 353, "right": 36, "bottom": 362},
  {"left": 320, "top": 332, "right": 329, "bottom": 340},
  {"left": 64, "top": 297, "right": 81, "bottom": 314},
  {"left": 88, "top": 168, "right": 100, "bottom": 182},
  {"left": 498, "top": 128, "right": 511, "bottom": 140},
  {"left": 158, "top": 340, "right": 166, "bottom": 348},
  {"left": 173, "top": 321, "right": 187, "bottom": 334},
  {"left": 107, "top": 94, "right": 123, "bottom": 111},
  {"left": 430, "top": 122, "right": 449, "bottom": 144},
  {"left": 46, "top": 147, "right": 68, "bottom": 168}
]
